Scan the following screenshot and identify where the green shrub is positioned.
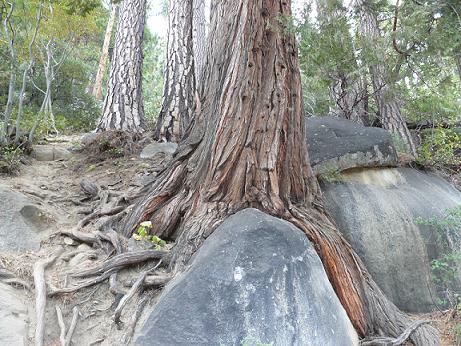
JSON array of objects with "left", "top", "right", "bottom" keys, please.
[
  {"left": 415, "top": 206, "right": 461, "bottom": 308},
  {"left": 417, "top": 128, "right": 461, "bottom": 167},
  {"left": 0, "top": 146, "right": 23, "bottom": 174}
]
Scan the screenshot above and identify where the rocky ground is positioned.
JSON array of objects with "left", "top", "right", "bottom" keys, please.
[{"left": 0, "top": 132, "right": 459, "bottom": 345}]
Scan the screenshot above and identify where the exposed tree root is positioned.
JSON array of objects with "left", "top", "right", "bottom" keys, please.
[
  {"left": 56, "top": 305, "right": 66, "bottom": 346},
  {"left": 71, "top": 250, "right": 167, "bottom": 278},
  {"left": 121, "top": 291, "right": 153, "bottom": 344},
  {"left": 34, "top": 250, "right": 63, "bottom": 346},
  {"left": 361, "top": 320, "right": 431, "bottom": 345},
  {"left": 113, "top": 271, "right": 147, "bottom": 325}
]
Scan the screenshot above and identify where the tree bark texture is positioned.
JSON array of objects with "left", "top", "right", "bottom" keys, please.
[
  {"left": 98, "top": 0, "right": 146, "bottom": 133},
  {"left": 192, "top": 0, "right": 206, "bottom": 85},
  {"left": 93, "top": 4, "right": 118, "bottom": 101},
  {"left": 317, "top": 0, "right": 369, "bottom": 124},
  {"left": 120, "top": 1, "right": 439, "bottom": 344},
  {"left": 155, "top": 0, "right": 195, "bottom": 142},
  {"left": 357, "top": 0, "right": 417, "bottom": 155}
]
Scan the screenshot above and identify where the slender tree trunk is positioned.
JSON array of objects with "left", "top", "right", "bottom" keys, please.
[
  {"left": 1, "top": 2, "right": 16, "bottom": 144},
  {"left": 456, "top": 53, "right": 461, "bottom": 90},
  {"left": 192, "top": 0, "right": 206, "bottom": 85},
  {"left": 317, "top": 0, "right": 368, "bottom": 124},
  {"left": 98, "top": 0, "right": 147, "bottom": 133},
  {"left": 155, "top": 0, "right": 195, "bottom": 142},
  {"left": 119, "top": 1, "right": 439, "bottom": 344},
  {"left": 357, "top": 1, "right": 417, "bottom": 155},
  {"left": 15, "top": 0, "right": 43, "bottom": 143},
  {"left": 93, "top": 4, "right": 118, "bottom": 100}
]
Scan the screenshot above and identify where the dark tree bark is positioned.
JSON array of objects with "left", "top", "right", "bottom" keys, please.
[
  {"left": 93, "top": 4, "right": 118, "bottom": 101},
  {"left": 357, "top": 0, "right": 417, "bottom": 155},
  {"left": 119, "top": 0, "right": 439, "bottom": 344},
  {"left": 192, "top": 0, "right": 206, "bottom": 85},
  {"left": 317, "top": 0, "right": 369, "bottom": 124},
  {"left": 155, "top": 0, "right": 196, "bottom": 142},
  {"left": 98, "top": 0, "right": 147, "bottom": 133}
]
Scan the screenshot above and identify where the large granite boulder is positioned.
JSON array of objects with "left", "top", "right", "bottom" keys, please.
[
  {"left": 322, "top": 167, "right": 461, "bottom": 312},
  {"left": 0, "top": 282, "right": 30, "bottom": 345},
  {"left": 0, "top": 186, "right": 48, "bottom": 252},
  {"left": 136, "top": 208, "right": 358, "bottom": 346},
  {"left": 306, "top": 116, "right": 398, "bottom": 172}
]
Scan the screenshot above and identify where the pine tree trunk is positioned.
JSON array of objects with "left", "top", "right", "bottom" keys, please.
[
  {"left": 155, "top": 0, "right": 195, "bottom": 142},
  {"left": 357, "top": 1, "right": 417, "bottom": 155},
  {"left": 93, "top": 4, "right": 118, "bottom": 101},
  {"left": 98, "top": 0, "right": 147, "bottom": 133},
  {"left": 192, "top": 0, "right": 206, "bottom": 85},
  {"left": 317, "top": 0, "right": 369, "bottom": 124},
  {"left": 119, "top": 1, "right": 439, "bottom": 344}
]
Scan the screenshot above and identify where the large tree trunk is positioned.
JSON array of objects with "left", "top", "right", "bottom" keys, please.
[
  {"left": 357, "top": 0, "right": 417, "bottom": 155},
  {"left": 317, "top": 0, "right": 369, "bottom": 124},
  {"left": 120, "top": 0, "right": 439, "bottom": 344},
  {"left": 192, "top": 0, "right": 206, "bottom": 85},
  {"left": 155, "top": 0, "right": 195, "bottom": 142},
  {"left": 93, "top": 4, "right": 118, "bottom": 101},
  {"left": 98, "top": 0, "right": 146, "bottom": 133}
]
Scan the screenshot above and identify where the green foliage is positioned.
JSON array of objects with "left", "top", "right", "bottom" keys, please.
[
  {"left": 0, "top": 146, "right": 23, "bottom": 174},
  {"left": 318, "top": 166, "right": 344, "bottom": 183},
  {"left": 415, "top": 206, "right": 461, "bottom": 308},
  {"left": 133, "top": 221, "right": 167, "bottom": 249},
  {"left": 417, "top": 128, "right": 461, "bottom": 167}
]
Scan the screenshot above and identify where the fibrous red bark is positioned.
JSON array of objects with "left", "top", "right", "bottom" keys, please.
[{"left": 120, "top": 1, "right": 439, "bottom": 344}]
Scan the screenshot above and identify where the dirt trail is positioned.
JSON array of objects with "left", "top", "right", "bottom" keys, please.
[{"left": 0, "top": 135, "right": 167, "bottom": 346}]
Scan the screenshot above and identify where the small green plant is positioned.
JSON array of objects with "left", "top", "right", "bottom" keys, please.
[
  {"left": 133, "top": 221, "right": 167, "bottom": 249},
  {"left": 318, "top": 166, "right": 343, "bottom": 183},
  {"left": 0, "top": 146, "right": 23, "bottom": 174}
]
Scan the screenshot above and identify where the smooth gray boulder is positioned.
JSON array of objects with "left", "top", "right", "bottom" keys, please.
[
  {"left": 31, "top": 145, "right": 71, "bottom": 161},
  {"left": 136, "top": 208, "right": 358, "bottom": 346},
  {"left": 0, "top": 186, "right": 47, "bottom": 252},
  {"left": 306, "top": 116, "right": 398, "bottom": 172},
  {"left": 140, "top": 142, "right": 178, "bottom": 159},
  {"left": 0, "top": 282, "right": 29, "bottom": 346},
  {"left": 322, "top": 167, "right": 461, "bottom": 312}
]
